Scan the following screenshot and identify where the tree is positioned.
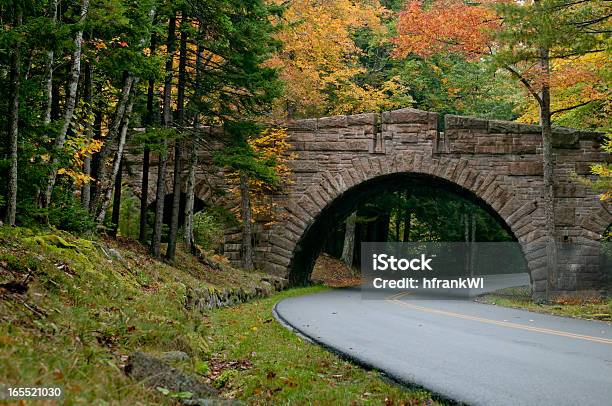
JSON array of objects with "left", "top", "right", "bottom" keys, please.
[
  {"left": 165, "top": 16, "right": 188, "bottom": 261},
  {"left": 341, "top": 212, "right": 357, "bottom": 267},
  {"left": 151, "top": 13, "right": 176, "bottom": 258},
  {"left": 214, "top": 128, "right": 292, "bottom": 270},
  {"left": 267, "top": 0, "right": 411, "bottom": 118},
  {"left": 44, "top": 0, "right": 90, "bottom": 207},
  {"left": 4, "top": 4, "right": 22, "bottom": 226},
  {"left": 393, "top": 0, "right": 611, "bottom": 299}
]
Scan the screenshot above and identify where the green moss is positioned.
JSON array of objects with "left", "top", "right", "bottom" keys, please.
[{"left": 25, "top": 234, "right": 80, "bottom": 250}]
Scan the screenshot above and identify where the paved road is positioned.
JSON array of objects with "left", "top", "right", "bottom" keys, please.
[{"left": 275, "top": 282, "right": 612, "bottom": 405}]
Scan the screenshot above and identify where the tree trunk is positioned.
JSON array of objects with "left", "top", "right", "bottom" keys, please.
[
  {"left": 162, "top": 16, "right": 176, "bottom": 128},
  {"left": 110, "top": 157, "right": 123, "bottom": 237},
  {"left": 81, "top": 62, "right": 93, "bottom": 208},
  {"left": 403, "top": 212, "right": 411, "bottom": 242},
  {"left": 166, "top": 20, "right": 187, "bottom": 260},
  {"left": 403, "top": 190, "right": 411, "bottom": 242},
  {"left": 395, "top": 194, "right": 401, "bottom": 241},
  {"left": 95, "top": 7, "right": 155, "bottom": 213},
  {"left": 138, "top": 32, "right": 158, "bottom": 243},
  {"left": 88, "top": 102, "right": 103, "bottom": 212},
  {"left": 463, "top": 212, "right": 470, "bottom": 275},
  {"left": 150, "top": 144, "right": 167, "bottom": 258},
  {"left": 44, "top": 0, "right": 58, "bottom": 125},
  {"left": 184, "top": 40, "right": 203, "bottom": 253},
  {"left": 184, "top": 141, "right": 197, "bottom": 251},
  {"left": 341, "top": 212, "right": 357, "bottom": 267},
  {"left": 45, "top": 0, "right": 90, "bottom": 207},
  {"left": 150, "top": 15, "right": 176, "bottom": 258},
  {"left": 139, "top": 146, "right": 150, "bottom": 243},
  {"left": 240, "top": 172, "right": 254, "bottom": 271},
  {"left": 166, "top": 141, "right": 182, "bottom": 260},
  {"left": 539, "top": 47, "right": 556, "bottom": 301},
  {"left": 92, "top": 73, "right": 135, "bottom": 207},
  {"left": 470, "top": 211, "right": 476, "bottom": 277},
  {"left": 95, "top": 80, "right": 138, "bottom": 223},
  {"left": 5, "top": 9, "right": 22, "bottom": 226}
]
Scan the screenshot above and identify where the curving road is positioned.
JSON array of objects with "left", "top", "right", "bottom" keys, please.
[{"left": 274, "top": 284, "right": 612, "bottom": 406}]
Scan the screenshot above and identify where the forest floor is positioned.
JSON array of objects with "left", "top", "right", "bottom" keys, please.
[
  {"left": 478, "top": 286, "right": 612, "bottom": 321},
  {"left": 0, "top": 227, "right": 436, "bottom": 404},
  {"left": 311, "top": 253, "right": 361, "bottom": 287}
]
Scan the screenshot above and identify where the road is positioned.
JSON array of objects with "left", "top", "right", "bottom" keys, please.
[{"left": 274, "top": 281, "right": 612, "bottom": 405}]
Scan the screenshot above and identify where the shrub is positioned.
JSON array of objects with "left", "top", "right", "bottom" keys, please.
[{"left": 192, "top": 211, "right": 224, "bottom": 251}]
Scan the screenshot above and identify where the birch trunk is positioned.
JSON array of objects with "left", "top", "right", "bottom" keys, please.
[
  {"left": 81, "top": 62, "right": 93, "bottom": 208},
  {"left": 44, "top": 0, "right": 57, "bottom": 125},
  {"left": 110, "top": 157, "right": 123, "bottom": 237},
  {"left": 95, "top": 80, "right": 138, "bottom": 223},
  {"left": 5, "top": 9, "right": 22, "bottom": 226},
  {"left": 45, "top": 0, "right": 90, "bottom": 206},
  {"left": 95, "top": 74, "right": 134, "bottom": 181}
]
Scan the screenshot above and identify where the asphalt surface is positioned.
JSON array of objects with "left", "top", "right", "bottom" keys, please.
[{"left": 275, "top": 277, "right": 612, "bottom": 406}]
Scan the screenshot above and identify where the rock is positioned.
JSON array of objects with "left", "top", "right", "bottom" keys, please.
[
  {"left": 125, "top": 352, "right": 217, "bottom": 399},
  {"left": 183, "top": 398, "right": 244, "bottom": 405},
  {"left": 160, "top": 351, "right": 190, "bottom": 362},
  {"left": 108, "top": 248, "right": 123, "bottom": 261}
]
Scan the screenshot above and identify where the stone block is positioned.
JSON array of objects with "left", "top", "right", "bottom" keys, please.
[
  {"left": 383, "top": 108, "right": 432, "bottom": 124},
  {"left": 318, "top": 115, "right": 348, "bottom": 128},
  {"left": 517, "top": 123, "right": 542, "bottom": 134},
  {"left": 347, "top": 112, "right": 377, "bottom": 126},
  {"left": 556, "top": 207, "right": 576, "bottom": 226},
  {"left": 488, "top": 120, "right": 519, "bottom": 134},
  {"left": 508, "top": 162, "right": 543, "bottom": 176},
  {"left": 552, "top": 128, "right": 580, "bottom": 149},
  {"left": 554, "top": 183, "right": 586, "bottom": 198},
  {"left": 445, "top": 115, "right": 488, "bottom": 130}
]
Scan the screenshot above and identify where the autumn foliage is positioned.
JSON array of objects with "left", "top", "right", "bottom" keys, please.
[
  {"left": 393, "top": 0, "right": 499, "bottom": 60},
  {"left": 267, "top": 0, "right": 410, "bottom": 117}
]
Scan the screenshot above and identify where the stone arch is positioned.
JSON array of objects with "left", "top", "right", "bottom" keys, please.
[
  {"left": 580, "top": 203, "right": 612, "bottom": 241},
  {"left": 266, "top": 153, "right": 547, "bottom": 291}
]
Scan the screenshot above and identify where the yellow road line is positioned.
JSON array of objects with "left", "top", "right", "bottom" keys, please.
[{"left": 386, "top": 291, "right": 612, "bottom": 345}]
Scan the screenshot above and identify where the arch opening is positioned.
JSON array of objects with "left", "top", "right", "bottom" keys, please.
[{"left": 287, "top": 172, "right": 528, "bottom": 286}]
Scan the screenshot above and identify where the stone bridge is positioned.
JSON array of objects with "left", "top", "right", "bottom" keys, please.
[{"left": 124, "top": 108, "right": 611, "bottom": 299}]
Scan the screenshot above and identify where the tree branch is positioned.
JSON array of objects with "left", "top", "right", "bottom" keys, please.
[
  {"left": 504, "top": 65, "right": 542, "bottom": 106},
  {"left": 551, "top": 99, "right": 601, "bottom": 116}
]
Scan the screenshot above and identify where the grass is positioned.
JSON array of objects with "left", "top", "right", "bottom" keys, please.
[
  {"left": 205, "top": 287, "right": 439, "bottom": 405},
  {"left": 478, "top": 285, "right": 612, "bottom": 321},
  {"left": 0, "top": 227, "right": 438, "bottom": 405},
  {"left": 0, "top": 226, "right": 266, "bottom": 404}
]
